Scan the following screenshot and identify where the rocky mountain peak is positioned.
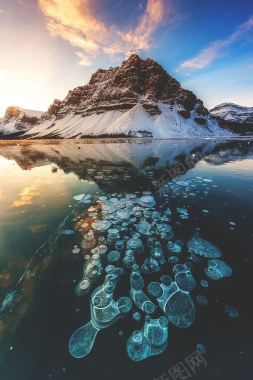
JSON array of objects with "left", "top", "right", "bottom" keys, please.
[
  {"left": 0, "top": 107, "right": 43, "bottom": 137},
  {"left": 42, "top": 54, "right": 208, "bottom": 121},
  {"left": 5, "top": 106, "right": 23, "bottom": 120}
]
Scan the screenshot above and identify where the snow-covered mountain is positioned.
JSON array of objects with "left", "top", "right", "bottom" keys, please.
[
  {"left": 2, "top": 55, "right": 233, "bottom": 138},
  {"left": 0, "top": 106, "right": 43, "bottom": 137},
  {"left": 210, "top": 103, "right": 253, "bottom": 133}
]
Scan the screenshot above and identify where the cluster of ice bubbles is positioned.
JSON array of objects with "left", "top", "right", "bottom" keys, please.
[{"left": 68, "top": 192, "right": 236, "bottom": 362}]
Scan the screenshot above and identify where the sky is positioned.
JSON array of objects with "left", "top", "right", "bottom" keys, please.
[{"left": 0, "top": 0, "right": 253, "bottom": 116}]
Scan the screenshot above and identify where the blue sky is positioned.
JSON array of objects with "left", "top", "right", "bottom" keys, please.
[{"left": 0, "top": 0, "right": 252, "bottom": 116}]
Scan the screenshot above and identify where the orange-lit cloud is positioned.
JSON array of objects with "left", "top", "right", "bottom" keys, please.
[
  {"left": 38, "top": 0, "right": 173, "bottom": 65},
  {"left": 11, "top": 186, "right": 40, "bottom": 208}
]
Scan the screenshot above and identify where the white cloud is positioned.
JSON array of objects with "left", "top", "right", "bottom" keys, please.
[{"left": 176, "top": 16, "right": 253, "bottom": 72}]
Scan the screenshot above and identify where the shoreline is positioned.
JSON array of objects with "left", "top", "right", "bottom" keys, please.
[{"left": 0, "top": 135, "right": 253, "bottom": 146}]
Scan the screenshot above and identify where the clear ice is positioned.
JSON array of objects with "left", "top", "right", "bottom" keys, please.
[
  {"left": 68, "top": 190, "right": 234, "bottom": 362},
  {"left": 205, "top": 259, "right": 233, "bottom": 280},
  {"left": 187, "top": 235, "right": 222, "bottom": 258},
  {"left": 130, "top": 265, "right": 156, "bottom": 314},
  {"left": 127, "top": 316, "right": 169, "bottom": 361},
  {"left": 70, "top": 269, "right": 132, "bottom": 358},
  {"left": 148, "top": 279, "right": 195, "bottom": 328}
]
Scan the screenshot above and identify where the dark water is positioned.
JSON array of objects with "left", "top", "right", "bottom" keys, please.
[{"left": 0, "top": 139, "right": 252, "bottom": 380}]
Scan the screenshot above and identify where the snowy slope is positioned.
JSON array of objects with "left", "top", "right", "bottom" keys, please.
[
  {"left": 210, "top": 103, "right": 253, "bottom": 124},
  {"left": 0, "top": 107, "right": 43, "bottom": 136},
  {"left": 19, "top": 108, "right": 43, "bottom": 118},
  {"left": 25, "top": 104, "right": 232, "bottom": 138}
]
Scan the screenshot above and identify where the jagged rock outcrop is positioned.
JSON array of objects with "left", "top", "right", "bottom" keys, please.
[{"left": 43, "top": 54, "right": 208, "bottom": 121}]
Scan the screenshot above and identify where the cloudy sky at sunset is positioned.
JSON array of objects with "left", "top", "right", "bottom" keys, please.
[{"left": 0, "top": 0, "right": 253, "bottom": 116}]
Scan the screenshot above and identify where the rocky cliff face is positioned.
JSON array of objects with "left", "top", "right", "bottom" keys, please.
[{"left": 44, "top": 54, "right": 208, "bottom": 125}]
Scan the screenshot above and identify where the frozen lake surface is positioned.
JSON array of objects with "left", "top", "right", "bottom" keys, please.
[{"left": 0, "top": 138, "right": 252, "bottom": 380}]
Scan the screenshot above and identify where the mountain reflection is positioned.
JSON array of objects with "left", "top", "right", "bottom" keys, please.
[{"left": 0, "top": 139, "right": 253, "bottom": 193}]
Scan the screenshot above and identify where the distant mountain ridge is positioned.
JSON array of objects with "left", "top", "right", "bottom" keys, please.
[
  {"left": 210, "top": 103, "right": 253, "bottom": 134},
  {"left": 0, "top": 107, "right": 43, "bottom": 137},
  {"left": 0, "top": 55, "right": 235, "bottom": 138}
]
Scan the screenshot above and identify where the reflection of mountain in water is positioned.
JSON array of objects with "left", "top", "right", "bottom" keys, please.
[
  {"left": 0, "top": 139, "right": 253, "bottom": 192},
  {"left": 203, "top": 140, "right": 253, "bottom": 165}
]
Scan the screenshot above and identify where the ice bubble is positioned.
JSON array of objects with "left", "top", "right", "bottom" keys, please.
[
  {"left": 107, "top": 228, "right": 120, "bottom": 244},
  {"left": 174, "top": 264, "right": 196, "bottom": 292},
  {"left": 196, "top": 295, "right": 208, "bottom": 306},
  {"left": 77, "top": 279, "right": 90, "bottom": 294},
  {"left": 176, "top": 207, "right": 189, "bottom": 216},
  {"left": 72, "top": 246, "right": 80, "bottom": 254},
  {"left": 137, "top": 195, "right": 156, "bottom": 208},
  {"left": 105, "top": 265, "right": 115, "bottom": 274},
  {"left": 115, "top": 209, "right": 130, "bottom": 222},
  {"left": 165, "top": 208, "right": 172, "bottom": 216},
  {"left": 81, "top": 230, "right": 96, "bottom": 250},
  {"left": 91, "top": 245, "right": 107, "bottom": 256},
  {"left": 224, "top": 305, "right": 239, "bottom": 319},
  {"left": 167, "top": 240, "right": 183, "bottom": 255},
  {"left": 161, "top": 275, "right": 173, "bottom": 286},
  {"left": 161, "top": 215, "right": 170, "bottom": 222},
  {"left": 157, "top": 224, "right": 173, "bottom": 240},
  {"left": 197, "top": 344, "right": 206, "bottom": 354},
  {"left": 133, "top": 312, "right": 141, "bottom": 321},
  {"left": 175, "top": 181, "right": 189, "bottom": 187},
  {"left": 205, "top": 259, "right": 232, "bottom": 281},
  {"left": 126, "top": 238, "right": 144, "bottom": 255},
  {"left": 73, "top": 194, "right": 86, "bottom": 201},
  {"left": 168, "top": 256, "right": 180, "bottom": 265},
  {"left": 136, "top": 220, "right": 152, "bottom": 236},
  {"left": 70, "top": 273, "right": 132, "bottom": 358},
  {"left": 151, "top": 212, "right": 160, "bottom": 222},
  {"left": 98, "top": 196, "right": 107, "bottom": 201},
  {"left": 141, "top": 256, "right": 161, "bottom": 274},
  {"left": 152, "top": 281, "right": 195, "bottom": 328},
  {"left": 107, "top": 250, "right": 121, "bottom": 264},
  {"left": 126, "top": 193, "right": 137, "bottom": 199},
  {"left": 148, "top": 282, "right": 163, "bottom": 298},
  {"left": 115, "top": 240, "right": 125, "bottom": 251},
  {"left": 62, "top": 229, "right": 75, "bottom": 235},
  {"left": 92, "top": 220, "right": 112, "bottom": 232},
  {"left": 127, "top": 317, "right": 168, "bottom": 361},
  {"left": 200, "top": 280, "right": 208, "bottom": 288},
  {"left": 130, "top": 266, "right": 156, "bottom": 314},
  {"left": 187, "top": 235, "right": 222, "bottom": 258},
  {"left": 98, "top": 236, "right": 106, "bottom": 244},
  {"left": 152, "top": 244, "right": 165, "bottom": 263},
  {"left": 102, "top": 203, "right": 117, "bottom": 216},
  {"left": 123, "top": 250, "right": 136, "bottom": 269}
]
